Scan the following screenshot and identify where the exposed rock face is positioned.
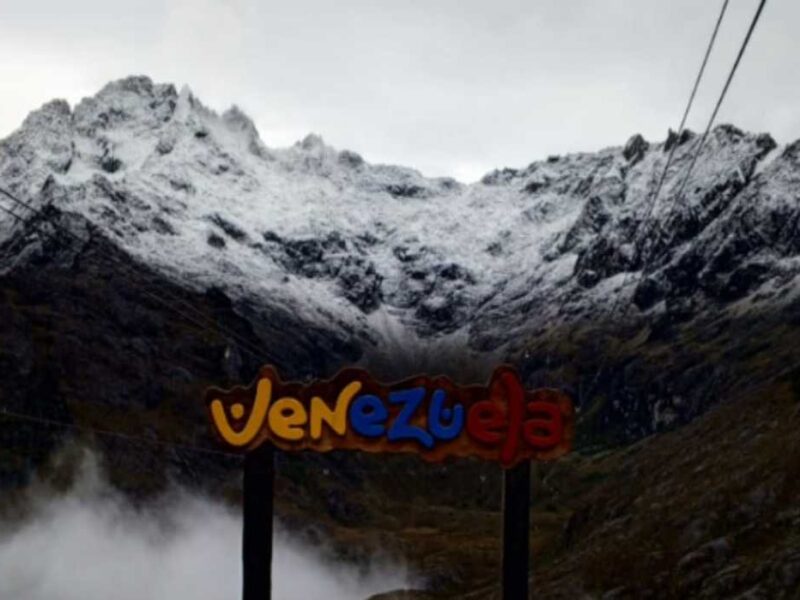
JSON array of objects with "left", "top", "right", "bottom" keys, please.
[
  {"left": 622, "top": 133, "right": 649, "bottom": 165},
  {"left": 262, "top": 230, "right": 383, "bottom": 311},
  {"left": 0, "top": 204, "right": 367, "bottom": 492},
  {"left": 1, "top": 75, "right": 799, "bottom": 445},
  {"left": 4, "top": 74, "right": 800, "bottom": 600}
]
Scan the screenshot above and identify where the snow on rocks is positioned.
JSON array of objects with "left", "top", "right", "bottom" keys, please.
[{"left": 0, "top": 76, "right": 797, "bottom": 355}]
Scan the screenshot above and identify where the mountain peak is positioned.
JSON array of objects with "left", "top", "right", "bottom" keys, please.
[
  {"left": 72, "top": 75, "right": 178, "bottom": 134},
  {"left": 97, "top": 75, "right": 162, "bottom": 97},
  {"left": 20, "top": 98, "right": 72, "bottom": 132},
  {"left": 297, "top": 133, "right": 327, "bottom": 150},
  {"left": 3, "top": 76, "right": 800, "bottom": 445},
  {"left": 1, "top": 76, "right": 798, "bottom": 361},
  {"left": 222, "top": 105, "right": 258, "bottom": 135}
]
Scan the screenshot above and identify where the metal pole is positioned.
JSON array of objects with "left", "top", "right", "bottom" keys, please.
[
  {"left": 243, "top": 443, "right": 274, "bottom": 600},
  {"left": 502, "top": 461, "right": 531, "bottom": 600}
]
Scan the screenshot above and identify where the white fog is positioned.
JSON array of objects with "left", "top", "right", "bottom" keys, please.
[{"left": 0, "top": 452, "right": 411, "bottom": 600}]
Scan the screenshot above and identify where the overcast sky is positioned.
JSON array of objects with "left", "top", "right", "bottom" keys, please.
[{"left": 2, "top": 0, "right": 798, "bottom": 182}]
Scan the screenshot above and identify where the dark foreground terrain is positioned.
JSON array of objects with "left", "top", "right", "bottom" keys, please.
[
  {"left": 2, "top": 77, "right": 800, "bottom": 598},
  {"left": 1, "top": 214, "right": 799, "bottom": 599},
  {"left": 367, "top": 375, "right": 800, "bottom": 599}
]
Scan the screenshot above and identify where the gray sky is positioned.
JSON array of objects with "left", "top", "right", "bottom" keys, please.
[{"left": 2, "top": 0, "right": 798, "bottom": 182}]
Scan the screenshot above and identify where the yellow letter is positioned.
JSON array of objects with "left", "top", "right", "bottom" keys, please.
[
  {"left": 268, "top": 397, "right": 308, "bottom": 441},
  {"left": 210, "top": 379, "right": 272, "bottom": 447},
  {"left": 310, "top": 381, "right": 362, "bottom": 440}
]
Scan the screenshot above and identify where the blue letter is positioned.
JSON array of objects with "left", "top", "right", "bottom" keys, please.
[
  {"left": 387, "top": 388, "right": 434, "bottom": 449},
  {"left": 350, "top": 394, "right": 388, "bottom": 438},
  {"left": 428, "top": 389, "right": 464, "bottom": 441}
]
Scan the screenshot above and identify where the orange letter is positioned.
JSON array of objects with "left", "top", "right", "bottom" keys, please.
[
  {"left": 310, "top": 381, "right": 361, "bottom": 440},
  {"left": 210, "top": 378, "right": 272, "bottom": 447},
  {"left": 268, "top": 397, "right": 308, "bottom": 441}
]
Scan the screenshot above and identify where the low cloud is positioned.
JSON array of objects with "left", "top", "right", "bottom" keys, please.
[{"left": 0, "top": 451, "right": 411, "bottom": 600}]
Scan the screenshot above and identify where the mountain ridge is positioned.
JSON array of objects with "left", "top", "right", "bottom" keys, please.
[{"left": 2, "top": 75, "right": 799, "bottom": 443}]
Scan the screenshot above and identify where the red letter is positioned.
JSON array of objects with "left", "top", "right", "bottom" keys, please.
[
  {"left": 497, "top": 370, "right": 524, "bottom": 466},
  {"left": 467, "top": 401, "right": 505, "bottom": 444},
  {"left": 523, "top": 401, "right": 563, "bottom": 449}
]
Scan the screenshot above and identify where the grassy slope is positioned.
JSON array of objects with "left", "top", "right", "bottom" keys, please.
[
  {"left": 2, "top": 222, "right": 800, "bottom": 598},
  {"left": 361, "top": 375, "right": 800, "bottom": 599}
]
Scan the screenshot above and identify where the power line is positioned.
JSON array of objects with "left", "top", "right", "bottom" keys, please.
[
  {"left": 0, "top": 201, "right": 26, "bottom": 223},
  {"left": 0, "top": 185, "right": 267, "bottom": 362},
  {"left": 0, "top": 185, "right": 269, "bottom": 364},
  {"left": 3, "top": 328, "right": 798, "bottom": 463},
  {"left": 598, "top": 0, "right": 732, "bottom": 338},
  {"left": 0, "top": 184, "right": 278, "bottom": 451},
  {"left": 0, "top": 405, "right": 239, "bottom": 459},
  {"left": 544, "top": 0, "right": 730, "bottom": 394},
  {"left": 1, "top": 205, "right": 237, "bottom": 426},
  {"left": 672, "top": 0, "right": 768, "bottom": 203},
  {"left": 633, "top": 0, "right": 730, "bottom": 246},
  {"left": 583, "top": 0, "right": 733, "bottom": 395},
  {"left": 580, "top": 0, "right": 768, "bottom": 401}
]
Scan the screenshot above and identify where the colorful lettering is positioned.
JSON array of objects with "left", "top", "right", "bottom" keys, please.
[
  {"left": 268, "top": 397, "right": 307, "bottom": 441},
  {"left": 209, "top": 378, "right": 272, "bottom": 448},
  {"left": 350, "top": 394, "right": 388, "bottom": 438},
  {"left": 387, "top": 388, "right": 434, "bottom": 449},
  {"left": 205, "top": 365, "right": 574, "bottom": 467},
  {"left": 310, "top": 381, "right": 361, "bottom": 440},
  {"left": 427, "top": 390, "right": 463, "bottom": 441}
]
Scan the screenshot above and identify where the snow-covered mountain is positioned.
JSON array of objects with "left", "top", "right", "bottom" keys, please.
[{"left": 2, "top": 76, "right": 799, "bottom": 440}]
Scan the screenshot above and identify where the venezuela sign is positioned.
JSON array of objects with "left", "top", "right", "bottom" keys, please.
[{"left": 207, "top": 365, "right": 574, "bottom": 467}]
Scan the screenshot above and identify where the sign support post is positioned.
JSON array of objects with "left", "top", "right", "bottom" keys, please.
[
  {"left": 208, "top": 366, "right": 571, "bottom": 600},
  {"left": 502, "top": 461, "right": 531, "bottom": 600},
  {"left": 243, "top": 443, "right": 274, "bottom": 600}
]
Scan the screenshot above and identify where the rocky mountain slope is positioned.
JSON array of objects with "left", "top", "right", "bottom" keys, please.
[
  {"left": 2, "top": 76, "right": 799, "bottom": 443},
  {"left": 365, "top": 373, "right": 800, "bottom": 599},
  {"left": 2, "top": 75, "right": 800, "bottom": 599}
]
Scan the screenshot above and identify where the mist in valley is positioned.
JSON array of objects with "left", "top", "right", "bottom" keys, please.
[{"left": 0, "top": 451, "right": 411, "bottom": 600}]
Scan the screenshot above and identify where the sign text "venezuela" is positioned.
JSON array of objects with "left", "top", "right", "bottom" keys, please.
[{"left": 207, "top": 366, "right": 574, "bottom": 467}]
